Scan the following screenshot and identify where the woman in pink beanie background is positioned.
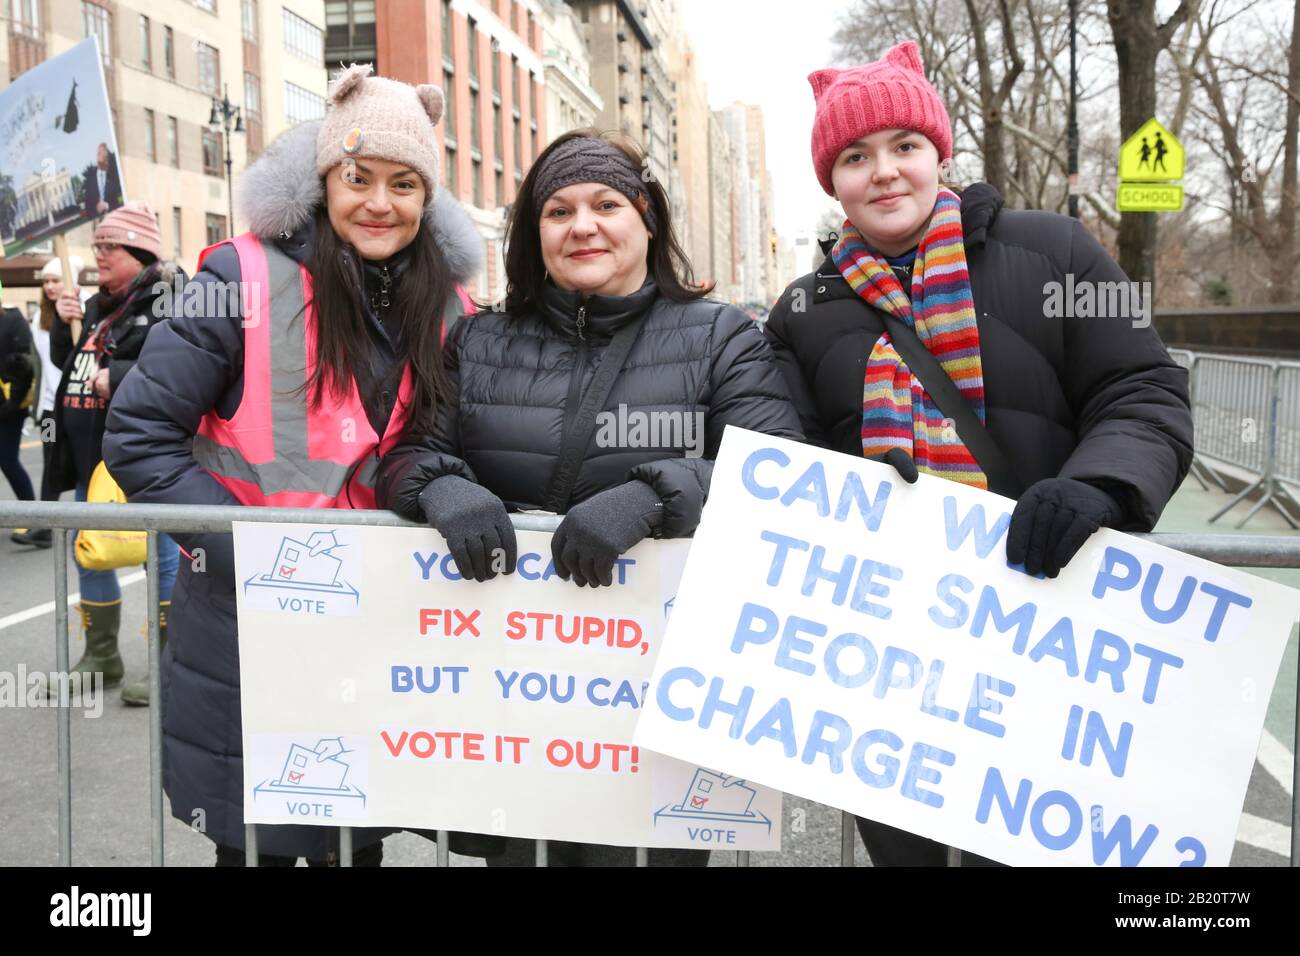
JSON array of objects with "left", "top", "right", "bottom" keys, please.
[
  {"left": 44, "top": 201, "right": 183, "bottom": 708},
  {"left": 765, "top": 41, "right": 1193, "bottom": 866}
]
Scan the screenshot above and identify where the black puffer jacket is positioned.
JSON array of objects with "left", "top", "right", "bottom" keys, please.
[
  {"left": 101, "top": 118, "right": 486, "bottom": 861},
  {"left": 0, "top": 307, "right": 34, "bottom": 424},
  {"left": 379, "top": 279, "right": 804, "bottom": 530},
  {"left": 764, "top": 183, "right": 1193, "bottom": 529}
]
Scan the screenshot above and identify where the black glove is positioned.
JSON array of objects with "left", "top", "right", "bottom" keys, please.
[
  {"left": 551, "top": 480, "right": 664, "bottom": 588},
  {"left": 868, "top": 448, "right": 918, "bottom": 484},
  {"left": 1007, "top": 478, "right": 1120, "bottom": 578},
  {"left": 418, "top": 475, "right": 517, "bottom": 582}
]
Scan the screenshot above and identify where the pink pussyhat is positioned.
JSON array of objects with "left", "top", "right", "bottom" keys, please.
[{"left": 808, "top": 41, "right": 954, "bottom": 196}]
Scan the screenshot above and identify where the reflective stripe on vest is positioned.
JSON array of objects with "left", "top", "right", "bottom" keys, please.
[{"left": 193, "top": 233, "right": 413, "bottom": 508}]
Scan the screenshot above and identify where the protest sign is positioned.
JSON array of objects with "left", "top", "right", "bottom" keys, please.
[
  {"left": 634, "top": 427, "right": 1300, "bottom": 866},
  {"left": 235, "top": 523, "right": 781, "bottom": 851},
  {"left": 0, "top": 37, "right": 123, "bottom": 257}
]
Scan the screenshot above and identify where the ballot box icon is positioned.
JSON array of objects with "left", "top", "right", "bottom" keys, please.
[
  {"left": 654, "top": 768, "right": 772, "bottom": 831},
  {"left": 243, "top": 530, "right": 361, "bottom": 606},
  {"left": 253, "top": 736, "right": 367, "bottom": 807},
  {"left": 683, "top": 769, "right": 754, "bottom": 815},
  {"left": 270, "top": 535, "right": 342, "bottom": 586},
  {"left": 277, "top": 742, "right": 349, "bottom": 791}
]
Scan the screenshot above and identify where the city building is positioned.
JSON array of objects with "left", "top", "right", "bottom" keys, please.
[
  {"left": 565, "top": 0, "right": 671, "bottom": 188},
  {"left": 742, "top": 103, "right": 778, "bottom": 303},
  {"left": 707, "top": 109, "right": 737, "bottom": 303},
  {"left": 789, "top": 230, "right": 818, "bottom": 282},
  {"left": 1, "top": 0, "right": 329, "bottom": 305},
  {"left": 538, "top": 0, "right": 601, "bottom": 139},
  {"left": 776, "top": 233, "right": 795, "bottom": 295},
  {"left": 663, "top": 24, "right": 710, "bottom": 288},
  {"left": 635, "top": 0, "right": 674, "bottom": 197},
  {"left": 719, "top": 103, "right": 763, "bottom": 305}
]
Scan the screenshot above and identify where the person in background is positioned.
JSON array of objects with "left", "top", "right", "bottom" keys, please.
[
  {"left": 0, "top": 299, "right": 36, "bottom": 510},
  {"left": 12, "top": 256, "right": 84, "bottom": 550},
  {"left": 764, "top": 41, "right": 1193, "bottom": 866},
  {"left": 46, "top": 204, "right": 182, "bottom": 706}
]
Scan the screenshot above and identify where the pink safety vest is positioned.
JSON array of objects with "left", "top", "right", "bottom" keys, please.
[{"left": 191, "top": 232, "right": 468, "bottom": 510}]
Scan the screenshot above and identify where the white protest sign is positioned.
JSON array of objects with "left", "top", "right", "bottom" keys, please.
[
  {"left": 634, "top": 427, "right": 1300, "bottom": 866},
  {"left": 235, "top": 523, "right": 781, "bottom": 851}
]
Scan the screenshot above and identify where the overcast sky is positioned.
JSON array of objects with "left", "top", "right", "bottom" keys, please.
[{"left": 681, "top": 0, "right": 851, "bottom": 238}]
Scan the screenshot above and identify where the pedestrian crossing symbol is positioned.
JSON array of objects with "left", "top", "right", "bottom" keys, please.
[{"left": 1118, "top": 118, "right": 1184, "bottom": 182}]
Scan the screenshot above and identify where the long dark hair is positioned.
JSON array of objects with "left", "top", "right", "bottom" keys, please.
[
  {"left": 303, "top": 204, "right": 452, "bottom": 438},
  {"left": 504, "top": 129, "right": 710, "bottom": 314},
  {"left": 39, "top": 294, "right": 57, "bottom": 332}
]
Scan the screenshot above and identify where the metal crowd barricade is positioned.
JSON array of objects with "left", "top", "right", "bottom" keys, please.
[
  {"left": 1166, "top": 350, "right": 1229, "bottom": 495},
  {"left": 4, "top": 500, "right": 1299, "bottom": 868},
  {"left": 1276, "top": 363, "right": 1300, "bottom": 495},
  {"left": 1178, "top": 351, "right": 1300, "bottom": 528}
]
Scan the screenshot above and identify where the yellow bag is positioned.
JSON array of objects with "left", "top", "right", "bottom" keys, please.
[
  {"left": 75, "top": 461, "right": 147, "bottom": 571},
  {"left": 0, "top": 376, "right": 35, "bottom": 410}
]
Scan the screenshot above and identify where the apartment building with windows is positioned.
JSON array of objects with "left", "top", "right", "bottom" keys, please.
[
  {"left": 539, "top": 0, "right": 600, "bottom": 140},
  {"left": 565, "top": 0, "right": 670, "bottom": 188},
  {"left": 1, "top": 0, "right": 327, "bottom": 299}
]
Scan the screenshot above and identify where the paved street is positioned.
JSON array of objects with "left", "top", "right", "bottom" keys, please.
[{"left": 1, "top": 432, "right": 1294, "bottom": 867}]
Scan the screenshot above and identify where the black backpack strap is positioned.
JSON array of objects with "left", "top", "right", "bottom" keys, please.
[
  {"left": 542, "top": 316, "right": 646, "bottom": 513},
  {"left": 814, "top": 294, "right": 1022, "bottom": 495}
]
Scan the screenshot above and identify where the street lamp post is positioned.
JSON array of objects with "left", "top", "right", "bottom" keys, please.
[{"left": 208, "top": 84, "right": 245, "bottom": 238}]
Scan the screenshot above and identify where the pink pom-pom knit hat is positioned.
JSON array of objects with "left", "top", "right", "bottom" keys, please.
[{"left": 808, "top": 41, "right": 953, "bottom": 196}]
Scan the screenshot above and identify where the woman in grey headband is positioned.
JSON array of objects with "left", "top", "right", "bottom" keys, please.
[{"left": 377, "top": 129, "right": 802, "bottom": 866}]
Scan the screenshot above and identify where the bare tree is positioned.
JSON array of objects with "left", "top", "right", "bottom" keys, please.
[
  {"left": 1166, "top": 0, "right": 1298, "bottom": 302},
  {"left": 826, "top": 0, "right": 1294, "bottom": 305},
  {"left": 963, "top": 0, "right": 1027, "bottom": 195},
  {"left": 1106, "top": 0, "right": 1194, "bottom": 288},
  {"left": 831, "top": 0, "right": 1117, "bottom": 215}
]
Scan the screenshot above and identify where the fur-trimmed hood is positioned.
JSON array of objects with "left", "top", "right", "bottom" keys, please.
[{"left": 235, "top": 120, "right": 483, "bottom": 284}]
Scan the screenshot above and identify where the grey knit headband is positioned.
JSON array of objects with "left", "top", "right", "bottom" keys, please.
[{"left": 532, "top": 137, "right": 658, "bottom": 234}]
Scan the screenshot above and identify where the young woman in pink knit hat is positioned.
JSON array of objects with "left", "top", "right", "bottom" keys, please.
[{"left": 764, "top": 41, "right": 1193, "bottom": 866}]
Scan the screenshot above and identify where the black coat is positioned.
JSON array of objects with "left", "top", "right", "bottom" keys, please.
[
  {"left": 763, "top": 184, "right": 1193, "bottom": 529},
  {"left": 101, "top": 116, "right": 488, "bottom": 860},
  {"left": 0, "top": 307, "right": 34, "bottom": 424},
  {"left": 102, "top": 235, "right": 398, "bottom": 859},
  {"left": 378, "top": 280, "right": 805, "bottom": 531},
  {"left": 377, "top": 278, "right": 801, "bottom": 866},
  {"left": 47, "top": 266, "right": 181, "bottom": 490}
]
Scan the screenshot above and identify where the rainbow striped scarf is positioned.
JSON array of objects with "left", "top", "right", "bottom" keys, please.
[{"left": 830, "top": 188, "right": 987, "bottom": 488}]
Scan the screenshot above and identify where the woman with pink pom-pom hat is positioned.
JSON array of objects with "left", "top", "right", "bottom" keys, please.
[{"left": 765, "top": 41, "right": 1192, "bottom": 866}]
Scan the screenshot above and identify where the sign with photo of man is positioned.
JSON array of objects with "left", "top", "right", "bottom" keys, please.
[{"left": 0, "top": 36, "right": 125, "bottom": 257}]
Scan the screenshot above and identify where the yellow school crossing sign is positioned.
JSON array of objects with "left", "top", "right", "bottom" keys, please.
[
  {"left": 1118, "top": 118, "right": 1185, "bottom": 211},
  {"left": 1118, "top": 182, "right": 1183, "bottom": 211},
  {"left": 1120, "top": 118, "right": 1184, "bottom": 180}
]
